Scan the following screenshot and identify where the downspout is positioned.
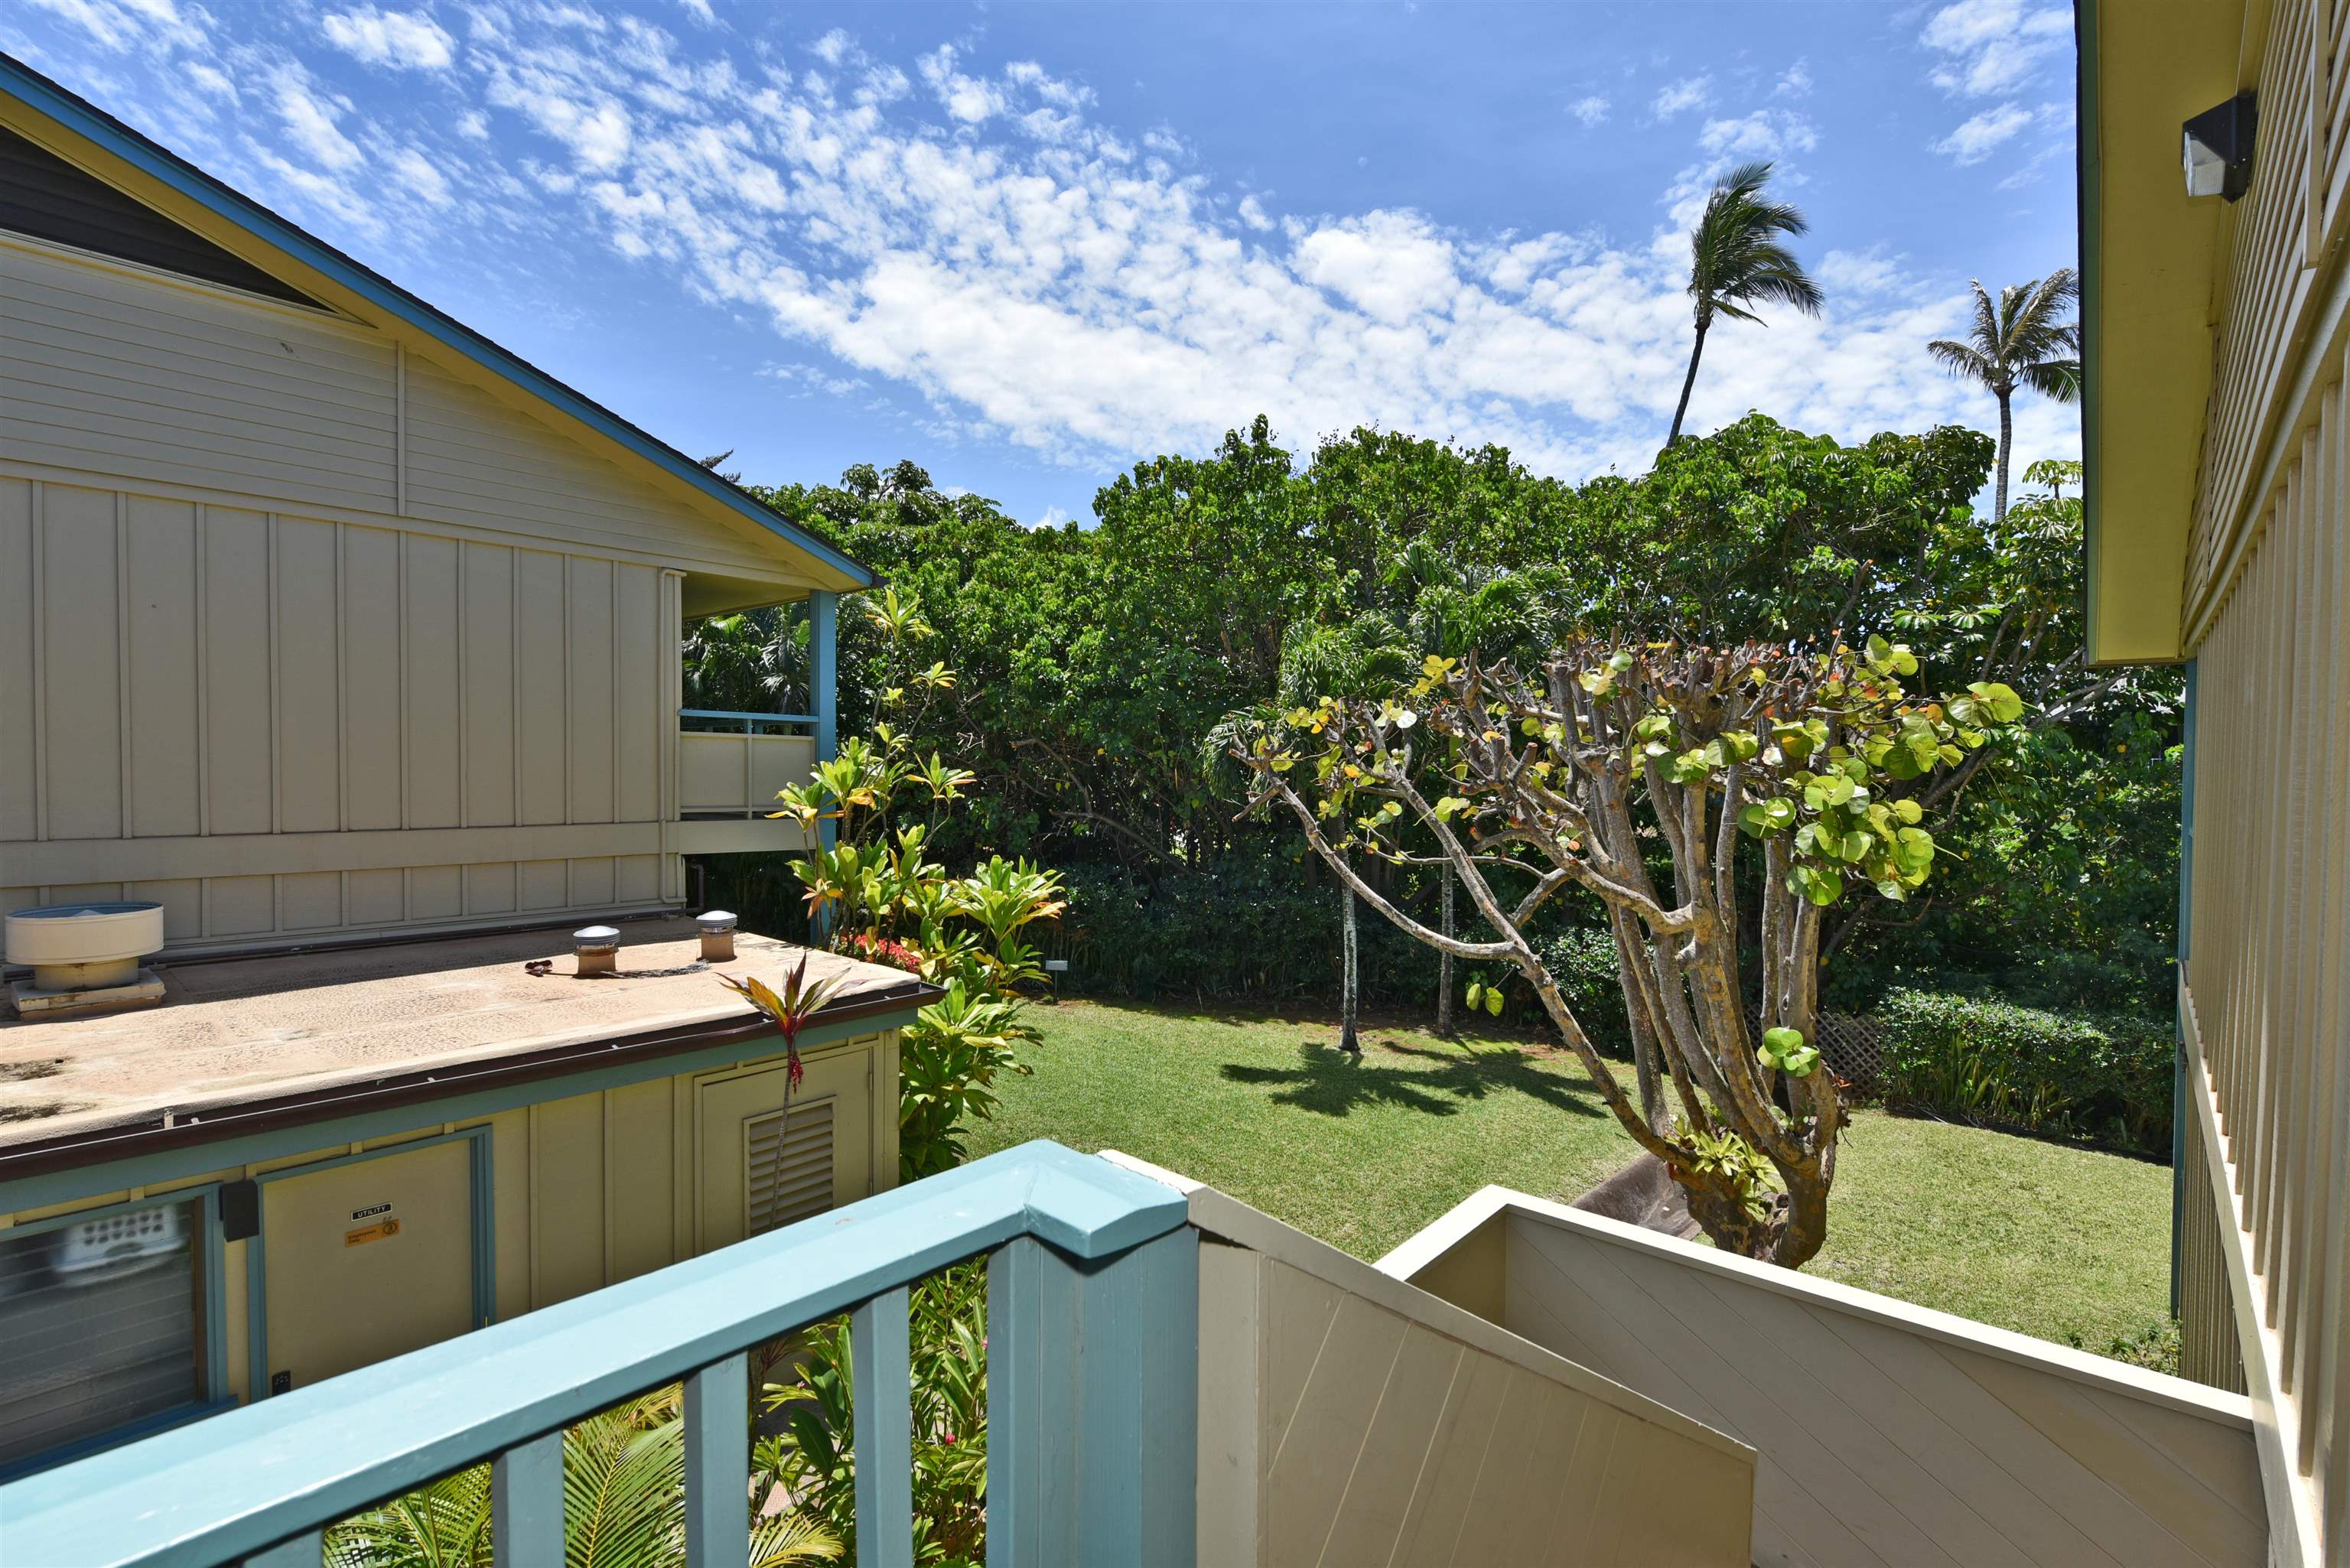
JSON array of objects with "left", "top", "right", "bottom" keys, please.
[{"left": 2171, "top": 658, "right": 2197, "bottom": 1316}]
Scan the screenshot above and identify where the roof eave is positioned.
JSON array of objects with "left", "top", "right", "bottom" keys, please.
[{"left": 0, "top": 53, "right": 876, "bottom": 593}]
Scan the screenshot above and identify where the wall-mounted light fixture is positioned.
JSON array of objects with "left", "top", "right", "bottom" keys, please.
[{"left": 2183, "top": 92, "right": 2257, "bottom": 201}]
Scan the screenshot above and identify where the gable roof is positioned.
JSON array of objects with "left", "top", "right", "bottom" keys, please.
[{"left": 0, "top": 51, "right": 874, "bottom": 593}]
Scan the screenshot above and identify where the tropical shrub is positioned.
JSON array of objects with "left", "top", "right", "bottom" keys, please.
[
  {"left": 760, "top": 1262, "right": 988, "bottom": 1568},
  {"left": 755, "top": 591, "right": 1066, "bottom": 1184},
  {"left": 1873, "top": 989, "right": 2172, "bottom": 1153},
  {"left": 324, "top": 1389, "right": 839, "bottom": 1567}
]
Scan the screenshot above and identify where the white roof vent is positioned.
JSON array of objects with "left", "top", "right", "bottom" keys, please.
[{"left": 6, "top": 901, "right": 167, "bottom": 1019}]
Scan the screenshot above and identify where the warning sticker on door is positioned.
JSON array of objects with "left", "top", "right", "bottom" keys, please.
[{"left": 345, "top": 1218, "right": 402, "bottom": 1247}]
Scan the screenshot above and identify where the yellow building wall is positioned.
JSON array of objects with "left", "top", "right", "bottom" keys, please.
[{"left": 0, "top": 1026, "right": 899, "bottom": 1410}]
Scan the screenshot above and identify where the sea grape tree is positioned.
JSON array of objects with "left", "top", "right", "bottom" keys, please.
[{"left": 1235, "top": 635, "right": 2020, "bottom": 1267}]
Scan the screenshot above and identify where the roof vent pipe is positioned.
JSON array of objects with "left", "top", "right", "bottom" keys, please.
[
  {"left": 574, "top": 925, "right": 620, "bottom": 977},
  {"left": 698, "top": 909, "right": 737, "bottom": 964}
]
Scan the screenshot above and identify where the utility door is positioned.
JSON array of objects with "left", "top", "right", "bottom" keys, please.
[
  {"left": 697, "top": 1047, "right": 871, "bottom": 1254},
  {"left": 258, "top": 1137, "right": 480, "bottom": 1396}
]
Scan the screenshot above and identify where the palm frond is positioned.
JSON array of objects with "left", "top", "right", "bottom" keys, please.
[
  {"left": 1927, "top": 338, "right": 1997, "bottom": 385},
  {"left": 2021, "top": 358, "right": 2081, "bottom": 403}
]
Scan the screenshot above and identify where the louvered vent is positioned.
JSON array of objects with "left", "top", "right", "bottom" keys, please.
[{"left": 744, "top": 1098, "right": 835, "bottom": 1237}]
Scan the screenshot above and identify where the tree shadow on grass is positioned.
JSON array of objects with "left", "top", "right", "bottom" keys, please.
[{"left": 1219, "top": 1040, "right": 1610, "bottom": 1121}]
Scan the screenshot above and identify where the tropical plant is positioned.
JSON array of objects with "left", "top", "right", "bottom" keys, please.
[
  {"left": 760, "top": 1263, "right": 989, "bottom": 1568},
  {"left": 1235, "top": 636, "right": 2017, "bottom": 1266},
  {"left": 899, "top": 979, "right": 1040, "bottom": 1180},
  {"left": 1667, "top": 161, "right": 1824, "bottom": 445},
  {"left": 325, "top": 1391, "right": 840, "bottom": 1568},
  {"left": 1927, "top": 270, "right": 2081, "bottom": 524}
]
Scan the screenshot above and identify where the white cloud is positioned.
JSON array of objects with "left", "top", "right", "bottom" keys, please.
[
  {"left": 1568, "top": 94, "right": 1610, "bottom": 127},
  {"left": 1933, "top": 102, "right": 2034, "bottom": 164},
  {"left": 1697, "top": 109, "right": 1816, "bottom": 161},
  {"left": 320, "top": 7, "right": 454, "bottom": 70},
  {"left": 1920, "top": 0, "right": 2072, "bottom": 97},
  {"left": 391, "top": 146, "right": 451, "bottom": 204},
  {"left": 21, "top": 0, "right": 209, "bottom": 53},
  {"left": 1652, "top": 75, "right": 1712, "bottom": 119},
  {"left": 7, "top": 5, "right": 2077, "bottom": 484},
  {"left": 917, "top": 45, "right": 1007, "bottom": 124},
  {"left": 272, "top": 73, "right": 363, "bottom": 169},
  {"left": 1818, "top": 247, "right": 1903, "bottom": 296},
  {"left": 1775, "top": 59, "right": 1812, "bottom": 99}
]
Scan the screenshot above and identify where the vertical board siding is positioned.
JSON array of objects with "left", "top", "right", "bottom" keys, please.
[
  {"left": 4, "top": 478, "right": 682, "bottom": 952},
  {"left": 125, "top": 495, "right": 200, "bottom": 838},
  {"left": 2181, "top": 321, "right": 2350, "bottom": 1563},
  {"left": 1479, "top": 1207, "right": 2267, "bottom": 1568},
  {"left": 39, "top": 483, "right": 122, "bottom": 841},
  {"left": 1216, "top": 1230, "right": 1753, "bottom": 1567}
]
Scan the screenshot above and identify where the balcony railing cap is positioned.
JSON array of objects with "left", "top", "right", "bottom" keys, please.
[{"left": 0, "top": 1140, "right": 1185, "bottom": 1568}]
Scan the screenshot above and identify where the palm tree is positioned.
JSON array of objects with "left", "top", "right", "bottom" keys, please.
[
  {"left": 1668, "top": 160, "right": 1825, "bottom": 446},
  {"left": 1928, "top": 271, "right": 2081, "bottom": 525}
]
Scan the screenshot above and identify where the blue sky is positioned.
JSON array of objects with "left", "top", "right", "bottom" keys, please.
[{"left": 8, "top": 0, "right": 2081, "bottom": 525}]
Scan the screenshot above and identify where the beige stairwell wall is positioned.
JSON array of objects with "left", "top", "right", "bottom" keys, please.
[
  {"left": 1100, "top": 1152, "right": 1756, "bottom": 1568},
  {"left": 1384, "top": 1187, "right": 2268, "bottom": 1568}
]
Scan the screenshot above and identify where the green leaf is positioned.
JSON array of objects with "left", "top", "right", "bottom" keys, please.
[
  {"left": 1486, "top": 987, "right": 1504, "bottom": 1016},
  {"left": 1434, "top": 795, "right": 1472, "bottom": 821}
]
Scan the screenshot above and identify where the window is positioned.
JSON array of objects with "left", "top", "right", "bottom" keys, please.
[
  {"left": 0, "top": 1196, "right": 210, "bottom": 1469},
  {"left": 744, "top": 1098, "right": 835, "bottom": 1237}
]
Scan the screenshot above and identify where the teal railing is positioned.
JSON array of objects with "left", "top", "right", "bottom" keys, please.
[{"left": 0, "top": 1142, "right": 1199, "bottom": 1568}]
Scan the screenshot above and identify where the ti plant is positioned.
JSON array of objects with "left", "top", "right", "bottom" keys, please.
[
  {"left": 720, "top": 953, "right": 848, "bottom": 1092},
  {"left": 1235, "top": 636, "right": 2018, "bottom": 1267}
]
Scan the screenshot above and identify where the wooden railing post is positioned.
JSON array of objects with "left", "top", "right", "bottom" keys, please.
[{"left": 988, "top": 1227, "right": 1198, "bottom": 1568}]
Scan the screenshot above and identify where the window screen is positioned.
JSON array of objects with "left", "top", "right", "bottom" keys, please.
[
  {"left": 0, "top": 1197, "right": 204, "bottom": 1468},
  {"left": 744, "top": 1098, "right": 835, "bottom": 1237}
]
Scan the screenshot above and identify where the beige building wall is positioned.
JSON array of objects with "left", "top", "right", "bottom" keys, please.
[
  {"left": 0, "top": 233, "right": 828, "bottom": 952},
  {"left": 1385, "top": 1189, "right": 2269, "bottom": 1568},
  {"left": 1104, "top": 1153, "right": 1757, "bottom": 1568},
  {"left": 0, "top": 1027, "right": 897, "bottom": 1410},
  {"left": 2163, "top": 5, "right": 2350, "bottom": 1564}
]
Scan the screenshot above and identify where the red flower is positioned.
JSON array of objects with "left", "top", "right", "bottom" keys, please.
[{"left": 787, "top": 1048, "right": 803, "bottom": 1089}]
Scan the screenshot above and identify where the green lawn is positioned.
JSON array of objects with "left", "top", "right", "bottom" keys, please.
[{"left": 968, "top": 997, "right": 2173, "bottom": 1354}]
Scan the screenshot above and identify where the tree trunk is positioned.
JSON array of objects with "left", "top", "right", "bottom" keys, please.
[
  {"left": 1994, "top": 385, "right": 2013, "bottom": 527},
  {"left": 1339, "top": 883, "right": 1362, "bottom": 1056},
  {"left": 1667, "top": 314, "right": 1710, "bottom": 445},
  {"left": 1436, "top": 877, "right": 1456, "bottom": 1037}
]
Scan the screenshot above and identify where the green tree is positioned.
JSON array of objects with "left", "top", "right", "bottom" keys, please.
[
  {"left": 1238, "top": 636, "right": 2017, "bottom": 1265},
  {"left": 1668, "top": 161, "right": 1824, "bottom": 445},
  {"left": 1927, "top": 270, "right": 2081, "bottom": 525}
]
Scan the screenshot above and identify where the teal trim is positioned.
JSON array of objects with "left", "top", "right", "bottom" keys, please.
[
  {"left": 989, "top": 1224, "right": 1199, "bottom": 1567},
  {"left": 490, "top": 1431, "right": 565, "bottom": 1568},
  {"left": 0, "top": 1186, "right": 229, "bottom": 1479},
  {"left": 0, "top": 1004, "right": 920, "bottom": 1216},
  {"left": 0, "top": 1142, "right": 1188, "bottom": 1567},
  {"left": 678, "top": 708, "right": 819, "bottom": 728},
  {"left": 241, "top": 1532, "right": 321, "bottom": 1568},
  {"left": 851, "top": 1285, "right": 915, "bottom": 1568},
  {"left": 2172, "top": 658, "right": 2198, "bottom": 1315},
  {"left": 682, "top": 1352, "right": 750, "bottom": 1568},
  {"left": 0, "top": 56, "right": 875, "bottom": 593},
  {"left": 243, "top": 1127, "right": 493, "bottom": 1401}
]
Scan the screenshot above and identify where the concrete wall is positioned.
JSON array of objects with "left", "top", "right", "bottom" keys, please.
[
  {"left": 1105, "top": 1153, "right": 1756, "bottom": 1568},
  {"left": 1385, "top": 1188, "right": 2269, "bottom": 1568},
  {"left": 0, "top": 1026, "right": 897, "bottom": 1411}
]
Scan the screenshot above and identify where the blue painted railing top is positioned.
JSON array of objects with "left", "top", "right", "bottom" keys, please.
[
  {"left": 678, "top": 707, "right": 820, "bottom": 728},
  {"left": 0, "top": 1140, "right": 1190, "bottom": 1568}
]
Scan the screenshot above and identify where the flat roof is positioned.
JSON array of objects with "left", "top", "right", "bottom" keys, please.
[{"left": 0, "top": 920, "right": 930, "bottom": 1172}]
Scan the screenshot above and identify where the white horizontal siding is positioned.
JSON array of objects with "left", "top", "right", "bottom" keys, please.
[{"left": 0, "top": 234, "right": 813, "bottom": 584}]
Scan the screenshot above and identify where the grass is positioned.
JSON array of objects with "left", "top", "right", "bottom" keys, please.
[{"left": 967, "top": 997, "right": 2173, "bottom": 1354}]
